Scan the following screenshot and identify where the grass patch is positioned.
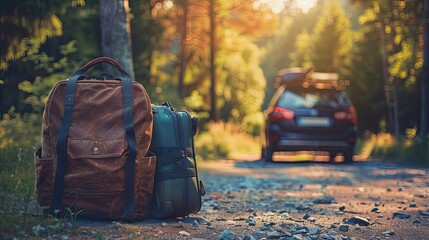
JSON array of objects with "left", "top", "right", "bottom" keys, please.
[
  {"left": 360, "top": 132, "right": 429, "bottom": 167},
  {"left": 195, "top": 121, "right": 261, "bottom": 160}
]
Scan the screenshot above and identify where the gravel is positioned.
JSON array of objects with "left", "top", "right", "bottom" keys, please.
[{"left": 22, "top": 159, "right": 426, "bottom": 240}]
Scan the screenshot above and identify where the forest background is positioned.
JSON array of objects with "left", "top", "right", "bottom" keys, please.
[{"left": 0, "top": 0, "right": 428, "bottom": 163}]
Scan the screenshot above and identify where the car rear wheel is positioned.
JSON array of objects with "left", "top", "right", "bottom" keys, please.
[
  {"left": 265, "top": 146, "right": 274, "bottom": 162},
  {"left": 343, "top": 149, "right": 353, "bottom": 163}
]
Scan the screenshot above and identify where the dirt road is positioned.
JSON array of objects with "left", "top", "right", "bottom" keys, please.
[{"left": 74, "top": 159, "right": 429, "bottom": 240}]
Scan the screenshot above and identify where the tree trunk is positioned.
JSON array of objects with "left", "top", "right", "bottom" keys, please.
[
  {"left": 378, "top": 4, "right": 397, "bottom": 135},
  {"left": 99, "top": 0, "right": 135, "bottom": 79},
  {"left": 209, "top": 0, "right": 218, "bottom": 121},
  {"left": 421, "top": 0, "right": 429, "bottom": 148},
  {"left": 392, "top": 79, "right": 400, "bottom": 136},
  {"left": 178, "top": 0, "right": 189, "bottom": 97}
]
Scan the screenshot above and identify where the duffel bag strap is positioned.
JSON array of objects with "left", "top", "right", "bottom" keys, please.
[{"left": 51, "top": 57, "right": 137, "bottom": 221}]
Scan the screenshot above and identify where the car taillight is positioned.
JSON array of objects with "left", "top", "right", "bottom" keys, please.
[
  {"left": 269, "top": 107, "right": 295, "bottom": 122},
  {"left": 334, "top": 106, "right": 357, "bottom": 124},
  {"left": 268, "top": 135, "right": 280, "bottom": 142}
]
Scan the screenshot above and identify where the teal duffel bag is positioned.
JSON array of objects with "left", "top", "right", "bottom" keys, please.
[{"left": 148, "top": 102, "right": 205, "bottom": 218}]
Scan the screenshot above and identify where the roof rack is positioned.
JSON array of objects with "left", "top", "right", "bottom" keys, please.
[{"left": 275, "top": 68, "right": 350, "bottom": 90}]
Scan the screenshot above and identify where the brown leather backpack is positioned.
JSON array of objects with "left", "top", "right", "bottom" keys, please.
[{"left": 34, "top": 57, "right": 155, "bottom": 221}]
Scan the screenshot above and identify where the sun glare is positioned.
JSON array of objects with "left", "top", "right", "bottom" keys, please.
[
  {"left": 293, "top": 0, "right": 318, "bottom": 13},
  {"left": 253, "top": 0, "right": 318, "bottom": 14}
]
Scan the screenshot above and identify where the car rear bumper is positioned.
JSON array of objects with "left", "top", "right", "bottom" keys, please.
[
  {"left": 271, "top": 138, "right": 354, "bottom": 152},
  {"left": 278, "top": 139, "right": 350, "bottom": 148}
]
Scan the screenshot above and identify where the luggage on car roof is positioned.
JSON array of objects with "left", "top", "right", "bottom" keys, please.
[
  {"left": 275, "top": 67, "right": 312, "bottom": 88},
  {"left": 275, "top": 67, "right": 349, "bottom": 90}
]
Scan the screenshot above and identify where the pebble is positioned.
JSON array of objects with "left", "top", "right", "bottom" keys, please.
[
  {"left": 252, "top": 230, "right": 266, "bottom": 239},
  {"left": 393, "top": 212, "right": 411, "bottom": 219},
  {"left": 219, "top": 229, "right": 235, "bottom": 240},
  {"left": 382, "top": 230, "right": 395, "bottom": 236},
  {"left": 313, "top": 197, "right": 335, "bottom": 204},
  {"left": 192, "top": 220, "right": 200, "bottom": 227},
  {"left": 284, "top": 202, "right": 296, "bottom": 208},
  {"left": 344, "top": 216, "right": 370, "bottom": 226},
  {"left": 371, "top": 207, "right": 380, "bottom": 213},
  {"left": 247, "top": 220, "right": 256, "bottom": 226},
  {"left": 226, "top": 220, "right": 236, "bottom": 225},
  {"left": 415, "top": 194, "right": 428, "bottom": 198},
  {"left": 179, "top": 231, "right": 190, "bottom": 236},
  {"left": 291, "top": 228, "right": 307, "bottom": 235},
  {"left": 339, "top": 225, "right": 349, "bottom": 232},
  {"left": 243, "top": 236, "right": 256, "bottom": 240},
  {"left": 267, "top": 230, "right": 281, "bottom": 238},
  {"left": 296, "top": 205, "right": 310, "bottom": 211},
  {"left": 260, "top": 226, "right": 270, "bottom": 231},
  {"left": 420, "top": 211, "right": 429, "bottom": 216},
  {"left": 320, "top": 233, "right": 337, "bottom": 240},
  {"left": 308, "top": 227, "right": 319, "bottom": 234}
]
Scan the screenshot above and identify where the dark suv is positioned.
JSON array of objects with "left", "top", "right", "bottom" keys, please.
[{"left": 261, "top": 70, "right": 357, "bottom": 163}]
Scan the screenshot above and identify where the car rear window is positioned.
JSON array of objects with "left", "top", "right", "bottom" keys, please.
[{"left": 277, "top": 89, "right": 345, "bottom": 109}]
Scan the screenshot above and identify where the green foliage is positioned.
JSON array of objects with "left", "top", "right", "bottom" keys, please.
[
  {"left": 218, "top": 32, "right": 266, "bottom": 126},
  {"left": 0, "top": 0, "right": 66, "bottom": 70},
  {"left": 57, "top": 1, "right": 101, "bottom": 61},
  {"left": 310, "top": 0, "right": 353, "bottom": 72},
  {"left": 1, "top": 39, "right": 83, "bottom": 116},
  {"left": 0, "top": 108, "right": 40, "bottom": 150},
  {"left": 354, "top": 0, "right": 423, "bottom": 134},
  {"left": 195, "top": 122, "right": 261, "bottom": 160},
  {"left": 367, "top": 132, "right": 429, "bottom": 166},
  {"left": 343, "top": 18, "right": 386, "bottom": 134},
  {"left": 289, "top": 30, "right": 312, "bottom": 68},
  {"left": 0, "top": 116, "right": 37, "bottom": 236},
  {"left": 260, "top": 5, "right": 324, "bottom": 108},
  {"left": 130, "top": 0, "right": 167, "bottom": 85}
]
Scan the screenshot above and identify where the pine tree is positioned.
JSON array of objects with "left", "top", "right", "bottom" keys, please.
[{"left": 310, "top": 0, "right": 352, "bottom": 72}]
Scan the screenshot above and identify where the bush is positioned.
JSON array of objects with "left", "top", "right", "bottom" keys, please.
[
  {"left": 0, "top": 107, "right": 41, "bottom": 150},
  {"left": 362, "top": 132, "right": 429, "bottom": 167},
  {"left": 195, "top": 121, "right": 261, "bottom": 160},
  {"left": 0, "top": 109, "right": 41, "bottom": 235}
]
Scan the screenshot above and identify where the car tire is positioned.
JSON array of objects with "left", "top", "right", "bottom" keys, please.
[
  {"left": 261, "top": 147, "right": 266, "bottom": 159},
  {"left": 343, "top": 149, "right": 353, "bottom": 163},
  {"left": 265, "top": 146, "right": 274, "bottom": 162}
]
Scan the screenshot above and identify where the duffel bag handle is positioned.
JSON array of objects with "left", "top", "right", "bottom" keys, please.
[
  {"left": 69, "top": 57, "right": 130, "bottom": 82},
  {"left": 82, "top": 56, "right": 124, "bottom": 70}
]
